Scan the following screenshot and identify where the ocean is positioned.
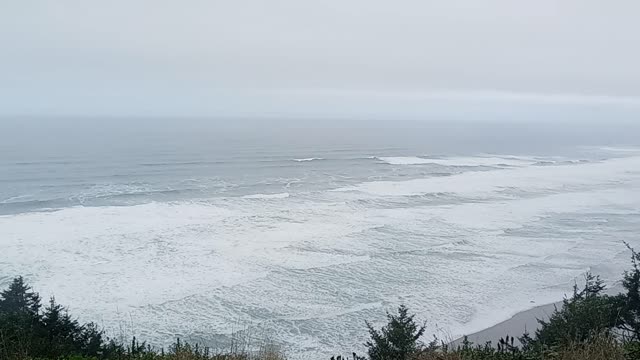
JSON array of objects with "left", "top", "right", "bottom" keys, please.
[{"left": 1, "top": 117, "right": 640, "bottom": 358}]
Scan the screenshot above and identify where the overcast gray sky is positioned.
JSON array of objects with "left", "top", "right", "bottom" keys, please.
[{"left": 1, "top": 0, "right": 640, "bottom": 118}]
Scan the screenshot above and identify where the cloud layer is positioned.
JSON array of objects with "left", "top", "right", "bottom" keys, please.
[{"left": 1, "top": 0, "right": 639, "bottom": 116}]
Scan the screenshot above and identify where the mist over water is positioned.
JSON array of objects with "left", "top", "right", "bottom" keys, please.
[{"left": 1, "top": 117, "right": 640, "bottom": 358}]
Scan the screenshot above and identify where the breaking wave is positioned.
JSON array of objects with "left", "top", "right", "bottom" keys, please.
[
  {"left": 292, "top": 158, "right": 325, "bottom": 162},
  {"left": 242, "top": 192, "right": 291, "bottom": 199},
  {"left": 375, "top": 156, "right": 533, "bottom": 167}
]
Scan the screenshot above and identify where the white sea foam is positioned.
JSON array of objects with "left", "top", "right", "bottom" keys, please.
[
  {"left": 242, "top": 192, "right": 290, "bottom": 199},
  {"left": 599, "top": 146, "right": 640, "bottom": 153},
  {"left": 0, "top": 194, "right": 34, "bottom": 204},
  {"left": 376, "top": 156, "right": 434, "bottom": 165},
  {"left": 376, "top": 156, "right": 532, "bottom": 167},
  {"left": 1, "top": 155, "right": 640, "bottom": 359},
  {"left": 424, "top": 156, "right": 534, "bottom": 167},
  {"left": 341, "top": 156, "right": 640, "bottom": 197},
  {"left": 292, "top": 157, "right": 324, "bottom": 162}
]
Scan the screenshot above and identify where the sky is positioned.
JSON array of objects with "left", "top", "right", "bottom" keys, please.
[{"left": 1, "top": 0, "right": 640, "bottom": 118}]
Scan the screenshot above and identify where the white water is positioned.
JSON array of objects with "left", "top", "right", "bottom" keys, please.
[
  {"left": 292, "top": 158, "right": 325, "bottom": 162},
  {"left": 375, "top": 156, "right": 533, "bottom": 167},
  {"left": 243, "top": 193, "right": 291, "bottom": 199},
  {"left": 2, "top": 150, "right": 639, "bottom": 358},
  {"left": 2, "top": 117, "right": 640, "bottom": 358}
]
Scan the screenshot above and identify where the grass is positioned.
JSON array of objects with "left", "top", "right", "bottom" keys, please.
[{"left": 410, "top": 334, "right": 626, "bottom": 360}]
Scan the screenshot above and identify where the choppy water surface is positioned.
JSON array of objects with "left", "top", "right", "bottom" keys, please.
[{"left": 1, "top": 118, "right": 639, "bottom": 358}]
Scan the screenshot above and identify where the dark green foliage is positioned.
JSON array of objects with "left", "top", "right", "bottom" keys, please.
[
  {"left": 41, "top": 297, "right": 83, "bottom": 358},
  {"left": 619, "top": 242, "right": 640, "bottom": 342},
  {"left": 0, "top": 276, "right": 43, "bottom": 358},
  {"left": 452, "top": 336, "right": 537, "bottom": 360},
  {"left": 0, "top": 277, "right": 110, "bottom": 360},
  {"left": 365, "top": 304, "right": 426, "bottom": 360},
  {"left": 0, "top": 276, "right": 42, "bottom": 316},
  {"left": 527, "top": 273, "right": 624, "bottom": 351},
  {"left": 330, "top": 353, "right": 366, "bottom": 360}
]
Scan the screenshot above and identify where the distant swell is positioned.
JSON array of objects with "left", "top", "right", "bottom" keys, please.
[
  {"left": 140, "top": 160, "right": 225, "bottom": 167},
  {"left": 91, "top": 188, "right": 186, "bottom": 199},
  {"left": 0, "top": 199, "right": 65, "bottom": 215}
]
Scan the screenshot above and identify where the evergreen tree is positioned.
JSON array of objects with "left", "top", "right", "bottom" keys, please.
[
  {"left": 0, "top": 276, "right": 42, "bottom": 317},
  {"left": 0, "top": 277, "right": 111, "bottom": 359},
  {"left": 0, "top": 276, "right": 43, "bottom": 358},
  {"left": 365, "top": 305, "right": 426, "bottom": 360},
  {"left": 531, "top": 273, "right": 624, "bottom": 351},
  {"left": 42, "top": 296, "right": 83, "bottom": 358},
  {"left": 619, "top": 242, "right": 640, "bottom": 341},
  {"left": 80, "top": 321, "right": 106, "bottom": 357}
]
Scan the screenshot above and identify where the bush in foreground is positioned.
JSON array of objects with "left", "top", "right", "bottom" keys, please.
[
  {"left": 522, "top": 273, "right": 625, "bottom": 352},
  {"left": 365, "top": 304, "right": 426, "bottom": 360},
  {"left": 1, "top": 277, "right": 637, "bottom": 360},
  {"left": 0, "top": 276, "right": 107, "bottom": 359}
]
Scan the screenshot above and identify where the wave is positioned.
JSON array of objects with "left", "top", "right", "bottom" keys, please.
[
  {"left": 533, "top": 159, "right": 591, "bottom": 167},
  {"left": 376, "top": 156, "right": 434, "bottom": 165},
  {"left": 93, "top": 188, "right": 187, "bottom": 200},
  {"left": 292, "top": 158, "right": 324, "bottom": 162},
  {"left": 599, "top": 146, "right": 640, "bottom": 153},
  {"left": 140, "top": 160, "right": 225, "bottom": 167},
  {"left": 0, "top": 199, "right": 63, "bottom": 214},
  {"left": 242, "top": 192, "right": 290, "bottom": 199},
  {"left": 0, "top": 189, "right": 196, "bottom": 215},
  {"left": 338, "top": 155, "right": 640, "bottom": 197},
  {"left": 533, "top": 161, "right": 556, "bottom": 166},
  {"left": 0, "top": 194, "right": 36, "bottom": 204},
  {"left": 13, "top": 160, "right": 77, "bottom": 166},
  {"left": 69, "top": 183, "right": 167, "bottom": 200},
  {"left": 376, "top": 156, "right": 532, "bottom": 167}
]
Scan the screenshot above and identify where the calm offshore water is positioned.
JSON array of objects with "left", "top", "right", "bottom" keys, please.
[{"left": 1, "top": 117, "right": 640, "bottom": 358}]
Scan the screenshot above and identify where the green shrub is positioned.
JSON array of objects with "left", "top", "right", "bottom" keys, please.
[
  {"left": 524, "top": 273, "right": 625, "bottom": 352},
  {"left": 0, "top": 277, "right": 111, "bottom": 360},
  {"left": 365, "top": 305, "right": 426, "bottom": 360}
]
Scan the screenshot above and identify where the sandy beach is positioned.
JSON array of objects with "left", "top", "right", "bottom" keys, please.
[
  {"left": 452, "top": 284, "right": 624, "bottom": 348},
  {"left": 451, "top": 302, "right": 560, "bottom": 347}
]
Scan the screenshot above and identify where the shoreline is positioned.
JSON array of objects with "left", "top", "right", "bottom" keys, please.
[
  {"left": 451, "top": 284, "right": 624, "bottom": 347},
  {"left": 450, "top": 301, "right": 560, "bottom": 347}
]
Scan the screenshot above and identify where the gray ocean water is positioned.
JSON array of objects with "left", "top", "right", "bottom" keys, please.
[{"left": 1, "top": 117, "right": 640, "bottom": 358}]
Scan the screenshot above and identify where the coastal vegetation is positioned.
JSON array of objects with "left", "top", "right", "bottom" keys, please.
[{"left": 2, "top": 244, "right": 640, "bottom": 360}]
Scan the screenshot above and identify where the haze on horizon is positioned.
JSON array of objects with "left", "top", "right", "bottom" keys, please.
[{"left": 1, "top": 0, "right": 640, "bottom": 118}]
